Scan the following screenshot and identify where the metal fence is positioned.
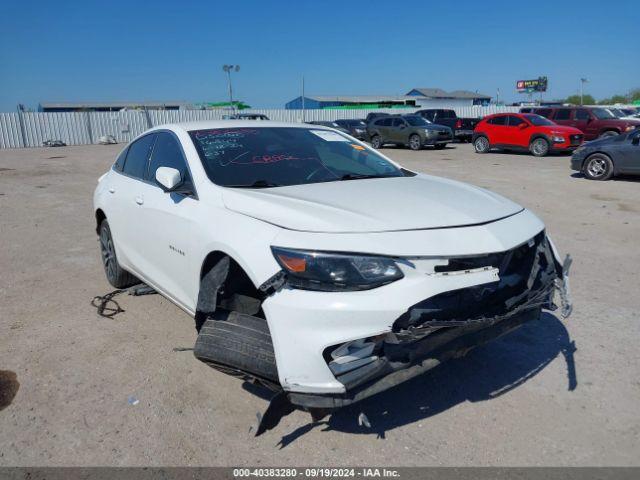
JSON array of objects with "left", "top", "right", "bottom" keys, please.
[{"left": 0, "top": 105, "right": 524, "bottom": 149}]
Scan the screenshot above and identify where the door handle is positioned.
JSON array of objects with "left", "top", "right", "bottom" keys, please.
[
  {"left": 135, "top": 195, "right": 144, "bottom": 205},
  {"left": 108, "top": 187, "right": 115, "bottom": 194}
]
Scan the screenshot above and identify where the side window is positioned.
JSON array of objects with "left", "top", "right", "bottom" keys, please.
[
  {"left": 555, "top": 109, "right": 572, "bottom": 120},
  {"left": 535, "top": 109, "right": 552, "bottom": 118},
  {"left": 575, "top": 109, "right": 590, "bottom": 121},
  {"left": 381, "top": 118, "right": 393, "bottom": 127},
  {"left": 114, "top": 147, "right": 128, "bottom": 171},
  {"left": 392, "top": 118, "right": 404, "bottom": 127},
  {"left": 489, "top": 116, "right": 507, "bottom": 125},
  {"left": 147, "top": 132, "right": 192, "bottom": 188},
  {"left": 122, "top": 134, "right": 155, "bottom": 179},
  {"left": 508, "top": 116, "right": 525, "bottom": 127}
]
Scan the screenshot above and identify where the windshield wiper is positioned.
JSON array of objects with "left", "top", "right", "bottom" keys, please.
[
  {"left": 339, "top": 173, "right": 398, "bottom": 181},
  {"left": 226, "top": 180, "right": 281, "bottom": 188}
]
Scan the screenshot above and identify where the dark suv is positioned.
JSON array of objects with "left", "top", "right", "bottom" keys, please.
[
  {"left": 520, "top": 106, "right": 640, "bottom": 140},
  {"left": 367, "top": 115, "right": 453, "bottom": 150}
]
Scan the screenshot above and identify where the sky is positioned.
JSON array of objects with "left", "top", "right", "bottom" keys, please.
[{"left": 1, "top": 0, "right": 638, "bottom": 111}]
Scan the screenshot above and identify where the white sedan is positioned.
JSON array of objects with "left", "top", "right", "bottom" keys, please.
[{"left": 93, "top": 121, "right": 571, "bottom": 434}]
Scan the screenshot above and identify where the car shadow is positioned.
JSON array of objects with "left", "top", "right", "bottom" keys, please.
[
  {"left": 570, "top": 172, "right": 640, "bottom": 183},
  {"left": 273, "top": 312, "right": 576, "bottom": 447}
]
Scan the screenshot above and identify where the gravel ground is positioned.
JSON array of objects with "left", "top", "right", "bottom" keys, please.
[{"left": 0, "top": 142, "right": 638, "bottom": 466}]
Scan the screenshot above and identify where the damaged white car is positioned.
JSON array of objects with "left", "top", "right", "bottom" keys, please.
[{"left": 93, "top": 121, "right": 572, "bottom": 434}]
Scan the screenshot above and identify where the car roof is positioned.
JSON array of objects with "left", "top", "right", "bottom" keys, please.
[{"left": 149, "top": 120, "right": 332, "bottom": 133}]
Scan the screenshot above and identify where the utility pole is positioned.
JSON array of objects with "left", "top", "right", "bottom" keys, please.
[
  {"left": 301, "top": 75, "right": 306, "bottom": 123},
  {"left": 222, "top": 65, "right": 240, "bottom": 113},
  {"left": 496, "top": 88, "right": 500, "bottom": 105},
  {"left": 580, "top": 78, "right": 588, "bottom": 105}
]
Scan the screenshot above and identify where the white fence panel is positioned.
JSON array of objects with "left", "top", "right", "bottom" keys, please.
[{"left": 0, "top": 105, "right": 543, "bottom": 148}]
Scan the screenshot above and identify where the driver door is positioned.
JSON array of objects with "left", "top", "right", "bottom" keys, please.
[
  {"left": 134, "top": 131, "right": 202, "bottom": 310},
  {"left": 616, "top": 130, "right": 640, "bottom": 174}
]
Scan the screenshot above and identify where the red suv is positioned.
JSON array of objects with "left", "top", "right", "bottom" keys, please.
[
  {"left": 473, "top": 113, "right": 584, "bottom": 157},
  {"left": 520, "top": 106, "right": 640, "bottom": 140}
]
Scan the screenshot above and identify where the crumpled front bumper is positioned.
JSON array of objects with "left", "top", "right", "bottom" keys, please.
[
  {"left": 288, "top": 246, "right": 572, "bottom": 409},
  {"left": 262, "top": 224, "right": 572, "bottom": 408}
]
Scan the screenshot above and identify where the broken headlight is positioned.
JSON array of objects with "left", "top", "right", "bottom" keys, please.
[{"left": 271, "top": 247, "right": 404, "bottom": 291}]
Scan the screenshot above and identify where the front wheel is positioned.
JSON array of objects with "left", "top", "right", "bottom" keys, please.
[
  {"left": 99, "top": 220, "right": 138, "bottom": 288},
  {"left": 530, "top": 138, "right": 550, "bottom": 157},
  {"left": 583, "top": 153, "right": 614, "bottom": 180},
  {"left": 371, "top": 135, "right": 383, "bottom": 149},
  {"left": 473, "top": 136, "right": 490, "bottom": 153},
  {"left": 408, "top": 134, "right": 422, "bottom": 151}
]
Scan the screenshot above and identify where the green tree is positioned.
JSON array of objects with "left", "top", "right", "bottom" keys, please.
[
  {"left": 599, "top": 94, "right": 629, "bottom": 105},
  {"left": 565, "top": 94, "right": 595, "bottom": 105},
  {"left": 629, "top": 89, "right": 640, "bottom": 102}
]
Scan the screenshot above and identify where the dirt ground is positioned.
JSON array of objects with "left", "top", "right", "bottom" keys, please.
[{"left": 0, "top": 141, "right": 639, "bottom": 466}]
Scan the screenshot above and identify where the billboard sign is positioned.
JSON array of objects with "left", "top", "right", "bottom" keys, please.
[{"left": 516, "top": 77, "right": 548, "bottom": 93}]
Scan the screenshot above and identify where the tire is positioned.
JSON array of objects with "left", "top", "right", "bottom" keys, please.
[
  {"left": 583, "top": 153, "right": 614, "bottom": 181},
  {"left": 408, "top": 134, "right": 423, "bottom": 151},
  {"left": 98, "top": 219, "right": 138, "bottom": 288},
  {"left": 194, "top": 311, "right": 279, "bottom": 383},
  {"left": 474, "top": 136, "right": 490, "bottom": 154},
  {"left": 599, "top": 130, "right": 619, "bottom": 139},
  {"left": 371, "top": 135, "right": 383, "bottom": 149},
  {"left": 530, "top": 137, "right": 550, "bottom": 157},
  {"left": 434, "top": 143, "right": 447, "bottom": 150}
]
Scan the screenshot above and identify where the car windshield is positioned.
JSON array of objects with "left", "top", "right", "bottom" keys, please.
[
  {"left": 592, "top": 108, "right": 616, "bottom": 119},
  {"left": 189, "top": 127, "right": 405, "bottom": 188},
  {"left": 404, "top": 116, "right": 430, "bottom": 126},
  {"left": 524, "top": 114, "right": 555, "bottom": 126}
]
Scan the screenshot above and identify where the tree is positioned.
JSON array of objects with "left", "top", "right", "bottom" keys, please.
[
  {"left": 629, "top": 89, "right": 640, "bottom": 102},
  {"left": 599, "top": 95, "right": 628, "bottom": 105},
  {"left": 565, "top": 94, "right": 595, "bottom": 105}
]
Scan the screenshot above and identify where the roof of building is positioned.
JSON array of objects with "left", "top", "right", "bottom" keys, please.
[
  {"left": 294, "top": 95, "right": 415, "bottom": 103},
  {"left": 39, "top": 100, "right": 190, "bottom": 109},
  {"left": 408, "top": 88, "right": 491, "bottom": 99}
]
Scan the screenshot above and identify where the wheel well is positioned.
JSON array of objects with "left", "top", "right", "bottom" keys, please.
[
  {"left": 199, "top": 251, "right": 264, "bottom": 316},
  {"left": 601, "top": 129, "right": 620, "bottom": 135},
  {"left": 95, "top": 209, "right": 106, "bottom": 234},
  {"left": 529, "top": 134, "right": 549, "bottom": 144}
]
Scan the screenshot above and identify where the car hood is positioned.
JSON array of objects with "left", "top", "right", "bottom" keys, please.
[{"left": 221, "top": 174, "right": 523, "bottom": 233}]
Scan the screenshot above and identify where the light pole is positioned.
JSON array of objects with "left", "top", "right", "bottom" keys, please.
[
  {"left": 580, "top": 78, "right": 588, "bottom": 105},
  {"left": 222, "top": 65, "right": 240, "bottom": 112}
]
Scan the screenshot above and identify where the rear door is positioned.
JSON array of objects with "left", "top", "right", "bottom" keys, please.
[
  {"left": 108, "top": 133, "right": 156, "bottom": 272},
  {"left": 391, "top": 117, "right": 407, "bottom": 143},
  {"left": 487, "top": 115, "right": 508, "bottom": 144},
  {"left": 506, "top": 115, "right": 529, "bottom": 147},
  {"left": 135, "top": 131, "right": 201, "bottom": 309}
]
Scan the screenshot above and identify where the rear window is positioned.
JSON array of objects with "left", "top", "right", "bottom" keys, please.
[
  {"left": 554, "top": 109, "right": 572, "bottom": 120},
  {"left": 122, "top": 134, "right": 155, "bottom": 179},
  {"left": 488, "top": 115, "right": 507, "bottom": 125},
  {"left": 533, "top": 108, "right": 552, "bottom": 118}
]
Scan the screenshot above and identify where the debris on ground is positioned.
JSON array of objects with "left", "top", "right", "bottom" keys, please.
[
  {"left": 98, "top": 135, "right": 117, "bottom": 145},
  {"left": 90, "top": 284, "right": 157, "bottom": 318},
  {"left": 42, "top": 140, "right": 66, "bottom": 147},
  {"left": 127, "top": 396, "right": 139, "bottom": 406},
  {"left": 358, "top": 412, "right": 371, "bottom": 428}
]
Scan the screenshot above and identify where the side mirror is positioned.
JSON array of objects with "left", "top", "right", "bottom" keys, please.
[
  {"left": 518, "top": 123, "right": 528, "bottom": 130},
  {"left": 155, "top": 166, "right": 182, "bottom": 192}
]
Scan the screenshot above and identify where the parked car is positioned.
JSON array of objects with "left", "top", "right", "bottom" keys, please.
[
  {"left": 306, "top": 120, "right": 350, "bottom": 134},
  {"left": 223, "top": 113, "right": 270, "bottom": 120},
  {"left": 607, "top": 108, "right": 639, "bottom": 121},
  {"left": 333, "top": 119, "right": 368, "bottom": 140},
  {"left": 93, "top": 121, "right": 571, "bottom": 434},
  {"left": 571, "top": 128, "right": 640, "bottom": 180},
  {"left": 367, "top": 115, "right": 453, "bottom": 150},
  {"left": 473, "top": 113, "right": 584, "bottom": 157},
  {"left": 414, "top": 109, "right": 480, "bottom": 142},
  {"left": 365, "top": 112, "right": 392, "bottom": 124},
  {"left": 519, "top": 106, "right": 640, "bottom": 140}
]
